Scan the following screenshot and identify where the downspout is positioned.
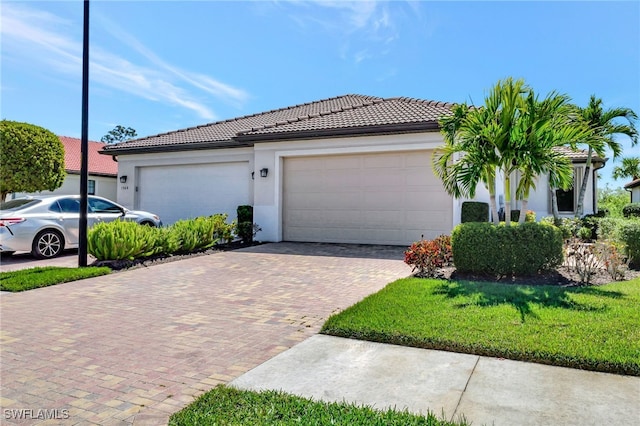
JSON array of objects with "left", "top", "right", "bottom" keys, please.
[{"left": 592, "top": 162, "right": 605, "bottom": 214}]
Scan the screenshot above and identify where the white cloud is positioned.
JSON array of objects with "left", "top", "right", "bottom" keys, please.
[
  {"left": 280, "top": 0, "right": 398, "bottom": 63},
  {"left": 0, "top": 3, "right": 247, "bottom": 121}
]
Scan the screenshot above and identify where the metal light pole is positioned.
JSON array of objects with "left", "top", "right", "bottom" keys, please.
[{"left": 79, "top": 0, "right": 90, "bottom": 267}]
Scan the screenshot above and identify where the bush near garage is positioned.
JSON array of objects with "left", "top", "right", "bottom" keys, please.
[
  {"left": 451, "top": 222, "right": 563, "bottom": 276},
  {"left": 236, "top": 205, "right": 256, "bottom": 243},
  {"left": 460, "top": 201, "right": 489, "bottom": 223},
  {"left": 88, "top": 214, "right": 237, "bottom": 261},
  {"left": 404, "top": 235, "right": 453, "bottom": 277},
  {"left": 622, "top": 203, "right": 640, "bottom": 219}
]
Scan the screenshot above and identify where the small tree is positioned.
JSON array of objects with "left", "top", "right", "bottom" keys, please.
[
  {"left": 612, "top": 156, "right": 640, "bottom": 181},
  {"left": 0, "top": 120, "right": 66, "bottom": 201},
  {"left": 574, "top": 96, "right": 637, "bottom": 217},
  {"left": 101, "top": 125, "right": 137, "bottom": 144}
]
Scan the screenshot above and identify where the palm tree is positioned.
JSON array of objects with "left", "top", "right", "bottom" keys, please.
[
  {"left": 512, "top": 90, "right": 591, "bottom": 223},
  {"left": 574, "top": 96, "right": 638, "bottom": 217},
  {"left": 434, "top": 78, "right": 597, "bottom": 226},
  {"left": 612, "top": 156, "right": 640, "bottom": 181}
]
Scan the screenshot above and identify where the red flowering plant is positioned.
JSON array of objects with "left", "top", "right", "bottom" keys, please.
[{"left": 404, "top": 235, "right": 453, "bottom": 277}]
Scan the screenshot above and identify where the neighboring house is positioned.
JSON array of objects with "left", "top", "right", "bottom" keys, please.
[
  {"left": 101, "top": 94, "right": 605, "bottom": 246},
  {"left": 12, "top": 136, "right": 118, "bottom": 200},
  {"left": 624, "top": 178, "right": 640, "bottom": 203}
]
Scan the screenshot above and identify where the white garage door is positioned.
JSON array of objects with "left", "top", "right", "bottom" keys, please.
[
  {"left": 137, "top": 162, "right": 250, "bottom": 225},
  {"left": 283, "top": 151, "right": 452, "bottom": 245}
]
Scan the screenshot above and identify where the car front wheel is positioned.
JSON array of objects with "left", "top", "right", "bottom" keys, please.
[{"left": 32, "top": 230, "right": 64, "bottom": 259}]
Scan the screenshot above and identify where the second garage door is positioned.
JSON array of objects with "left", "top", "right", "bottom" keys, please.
[
  {"left": 283, "top": 151, "right": 452, "bottom": 245},
  {"left": 137, "top": 162, "right": 250, "bottom": 225}
]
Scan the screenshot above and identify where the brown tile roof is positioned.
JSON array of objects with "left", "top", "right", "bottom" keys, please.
[
  {"left": 102, "top": 94, "right": 454, "bottom": 154},
  {"left": 624, "top": 178, "right": 640, "bottom": 189},
  {"left": 553, "top": 145, "right": 606, "bottom": 163},
  {"left": 60, "top": 136, "right": 118, "bottom": 176},
  {"left": 99, "top": 94, "right": 604, "bottom": 167}
]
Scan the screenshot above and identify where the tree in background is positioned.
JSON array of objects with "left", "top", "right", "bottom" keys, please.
[
  {"left": 101, "top": 125, "right": 137, "bottom": 144},
  {"left": 612, "top": 156, "right": 640, "bottom": 181},
  {"left": 574, "top": 96, "right": 637, "bottom": 217},
  {"left": 598, "top": 184, "right": 630, "bottom": 217},
  {"left": 0, "top": 120, "right": 66, "bottom": 202}
]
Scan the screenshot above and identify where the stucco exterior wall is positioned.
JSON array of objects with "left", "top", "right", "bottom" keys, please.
[{"left": 10, "top": 174, "right": 117, "bottom": 200}]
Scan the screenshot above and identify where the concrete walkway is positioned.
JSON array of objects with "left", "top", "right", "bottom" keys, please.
[
  {"left": 232, "top": 335, "right": 640, "bottom": 426},
  {"left": 0, "top": 243, "right": 408, "bottom": 425}
]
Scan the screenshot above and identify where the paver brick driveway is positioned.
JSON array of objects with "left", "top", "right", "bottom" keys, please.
[{"left": 0, "top": 243, "right": 408, "bottom": 425}]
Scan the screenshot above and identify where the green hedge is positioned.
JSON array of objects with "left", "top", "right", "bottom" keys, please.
[
  {"left": 618, "top": 221, "right": 640, "bottom": 268},
  {"left": 461, "top": 201, "right": 489, "bottom": 223},
  {"left": 622, "top": 203, "right": 640, "bottom": 219},
  {"left": 451, "top": 222, "right": 563, "bottom": 276}
]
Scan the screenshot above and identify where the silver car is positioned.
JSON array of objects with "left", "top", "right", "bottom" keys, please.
[{"left": 0, "top": 195, "right": 162, "bottom": 258}]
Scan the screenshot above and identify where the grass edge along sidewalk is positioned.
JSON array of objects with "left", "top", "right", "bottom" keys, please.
[
  {"left": 321, "top": 277, "right": 640, "bottom": 376},
  {"left": 169, "top": 384, "right": 469, "bottom": 426}
]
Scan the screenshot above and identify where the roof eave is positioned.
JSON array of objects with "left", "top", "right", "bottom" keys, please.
[{"left": 99, "top": 140, "right": 253, "bottom": 155}]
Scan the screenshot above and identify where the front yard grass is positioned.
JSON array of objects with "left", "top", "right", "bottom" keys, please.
[
  {"left": 0, "top": 266, "right": 111, "bottom": 292},
  {"left": 321, "top": 277, "right": 640, "bottom": 376},
  {"left": 169, "top": 384, "right": 468, "bottom": 426}
]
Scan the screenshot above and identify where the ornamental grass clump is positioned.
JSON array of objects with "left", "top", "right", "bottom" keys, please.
[
  {"left": 404, "top": 235, "right": 452, "bottom": 277},
  {"left": 88, "top": 220, "right": 159, "bottom": 261}
]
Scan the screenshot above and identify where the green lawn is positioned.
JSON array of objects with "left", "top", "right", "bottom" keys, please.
[
  {"left": 321, "top": 277, "right": 640, "bottom": 376},
  {"left": 0, "top": 266, "right": 111, "bottom": 292},
  {"left": 169, "top": 385, "right": 468, "bottom": 426}
]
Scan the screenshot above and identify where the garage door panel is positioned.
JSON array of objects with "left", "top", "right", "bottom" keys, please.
[
  {"left": 138, "top": 162, "right": 250, "bottom": 225},
  {"left": 283, "top": 151, "right": 452, "bottom": 245}
]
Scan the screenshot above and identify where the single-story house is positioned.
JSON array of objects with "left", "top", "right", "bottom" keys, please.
[
  {"left": 12, "top": 136, "right": 118, "bottom": 200},
  {"left": 625, "top": 178, "right": 640, "bottom": 203},
  {"left": 101, "top": 94, "right": 605, "bottom": 246}
]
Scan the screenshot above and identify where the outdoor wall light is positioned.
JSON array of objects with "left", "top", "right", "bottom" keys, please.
[
  {"left": 120, "top": 175, "right": 128, "bottom": 183},
  {"left": 260, "top": 168, "right": 269, "bottom": 178},
  {"left": 251, "top": 172, "right": 255, "bottom": 180}
]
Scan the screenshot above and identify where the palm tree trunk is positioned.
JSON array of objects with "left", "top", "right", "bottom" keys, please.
[
  {"left": 576, "top": 147, "right": 593, "bottom": 218},
  {"left": 486, "top": 172, "right": 500, "bottom": 224},
  {"left": 550, "top": 186, "right": 560, "bottom": 225},
  {"left": 489, "top": 195, "right": 499, "bottom": 224},
  {"left": 504, "top": 173, "right": 512, "bottom": 226},
  {"left": 519, "top": 199, "right": 528, "bottom": 223}
]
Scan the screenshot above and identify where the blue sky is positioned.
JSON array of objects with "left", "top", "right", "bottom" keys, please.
[{"left": 2, "top": 1, "right": 639, "bottom": 187}]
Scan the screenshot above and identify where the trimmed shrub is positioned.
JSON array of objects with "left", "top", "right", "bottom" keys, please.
[
  {"left": 461, "top": 202, "right": 489, "bottom": 223},
  {"left": 236, "top": 205, "right": 256, "bottom": 243},
  {"left": 622, "top": 203, "right": 640, "bottom": 218},
  {"left": 618, "top": 220, "right": 640, "bottom": 269},
  {"left": 451, "top": 222, "right": 563, "bottom": 276},
  {"left": 88, "top": 220, "right": 159, "bottom": 261},
  {"left": 237, "top": 205, "right": 253, "bottom": 223}
]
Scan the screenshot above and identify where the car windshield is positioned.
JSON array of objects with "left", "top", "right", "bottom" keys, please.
[
  {"left": 0, "top": 199, "right": 41, "bottom": 211},
  {"left": 88, "top": 198, "right": 123, "bottom": 213}
]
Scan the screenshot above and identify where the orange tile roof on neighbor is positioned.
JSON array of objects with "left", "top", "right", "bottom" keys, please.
[{"left": 59, "top": 136, "right": 118, "bottom": 177}]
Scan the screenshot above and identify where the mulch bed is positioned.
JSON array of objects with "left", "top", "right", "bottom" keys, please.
[{"left": 430, "top": 265, "right": 640, "bottom": 286}]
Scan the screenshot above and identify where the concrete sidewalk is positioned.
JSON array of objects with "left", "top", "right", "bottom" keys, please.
[{"left": 231, "top": 335, "right": 640, "bottom": 426}]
